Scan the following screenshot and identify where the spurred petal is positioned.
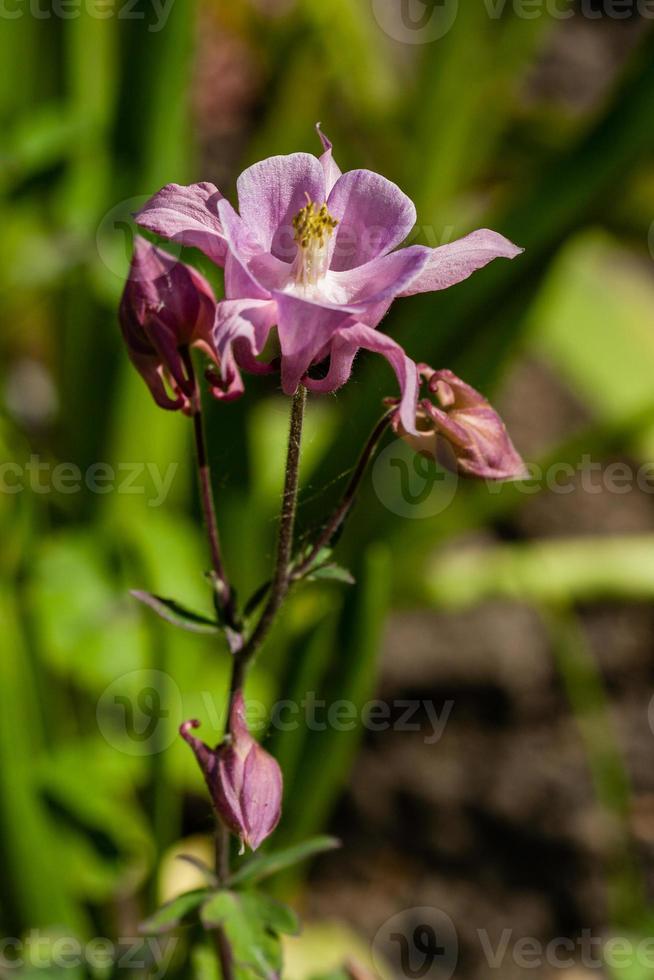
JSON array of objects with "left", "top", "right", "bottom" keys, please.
[
  {"left": 179, "top": 720, "right": 219, "bottom": 796},
  {"left": 135, "top": 183, "right": 227, "bottom": 265},
  {"left": 304, "top": 322, "right": 419, "bottom": 435},
  {"left": 316, "top": 123, "right": 342, "bottom": 195},
  {"left": 399, "top": 229, "right": 523, "bottom": 296},
  {"left": 236, "top": 152, "right": 325, "bottom": 260},
  {"left": 327, "top": 169, "right": 416, "bottom": 271}
]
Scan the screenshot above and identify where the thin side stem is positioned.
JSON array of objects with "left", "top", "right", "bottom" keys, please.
[
  {"left": 181, "top": 349, "right": 237, "bottom": 969},
  {"left": 292, "top": 410, "right": 393, "bottom": 580},
  {"left": 182, "top": 348, "right": 237, "bottom": 631},
  {"left": 234, "top": 385, "right": 307, "bottom": 674}
]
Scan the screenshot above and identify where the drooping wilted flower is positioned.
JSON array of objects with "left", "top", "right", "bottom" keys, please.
[
  {"left": 135, "top": 127, "right": 523, "bottom": 429},
  {"left": 119, "top": 236, "right": 222, "bottom": 411},
  {"left": 390, "top": 366, "right": 527, "bottom": 481},
  {"left": 180, "top": 692, "right": 282, "bottom": 852}
]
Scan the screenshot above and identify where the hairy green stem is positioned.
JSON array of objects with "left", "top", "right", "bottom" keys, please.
[
  {"left": 292, "top": 410, "right": 393, "bottom": 580},
  {"left": 234, "top": 385, "right": 307, "bottom": 680}
]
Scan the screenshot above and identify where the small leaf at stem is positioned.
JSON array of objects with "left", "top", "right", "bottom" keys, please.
[
  {"left": 243, "top": 579, "right": 272, "bottom": 619},
  {"left": 307, "top": 563, "right": 355, "bottom": 585},
  {"left": 140, "top": 888, "right": 209, "bottom": 934},
  {"left": 200, "top": 890, "right": 295, "bottom": 975},
  {"left": 227, "top": 835, "right": 341, "bottom": 888},
  {"left": 131, "top": 591, "right": 221, "bottom": 635}
]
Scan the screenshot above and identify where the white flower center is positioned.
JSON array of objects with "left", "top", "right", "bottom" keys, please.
[{"left": 290, "top": 196, "right": 338, "bottom": 288}]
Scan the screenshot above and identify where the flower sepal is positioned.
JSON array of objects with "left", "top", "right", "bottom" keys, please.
[{"left": 391, "top": 366, "right": 527, "bottom": 482}]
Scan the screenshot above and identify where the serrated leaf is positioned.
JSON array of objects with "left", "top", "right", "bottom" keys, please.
[
  {"left": 228, "top": 836, "right": 341, "bottom": 888},
  {"left": 140, "top": 888, "right": 209, "bottom": 934},
  {"left": 131, "top": 591, "right": 220, "bottom": 635}
]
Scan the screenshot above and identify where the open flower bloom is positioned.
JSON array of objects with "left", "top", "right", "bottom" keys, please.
[
  {"left": 119, "top": 236, "right": 221, "bottom": 412},
  {"left": 136, "top": 127, "right": 523, "bottom": 431},
  {"left": 180, "top": 692, "right": 282, "bottom": 852},
  {"left": 390, "top": 366, "right": 527, "bottom": 481}
]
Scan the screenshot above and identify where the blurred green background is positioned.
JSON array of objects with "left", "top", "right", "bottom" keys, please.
[{"left": 4, "top": 1, "right": 654, "bottom": 977}]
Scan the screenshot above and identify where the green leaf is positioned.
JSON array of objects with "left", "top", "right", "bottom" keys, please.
[
  {"left": 228, "top": 836, "right": 341, "bottom": 888},
  {"left": 200, "top": 891, "right": 289, "bottom": 978},
  {"left": 140, "top": 889, "right": 209, "bottom": 935},
  {"left": 250, "top": 893, "right": 300, "bottom": 937},
  {"left": 307, "top": 563, "right": 355, "bottom": 586},
  {"left": 131, "top": 591, "right": 221, "bottom": 635}
]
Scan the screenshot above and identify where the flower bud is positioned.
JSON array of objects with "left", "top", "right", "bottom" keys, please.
[
  {"left": 392, "top": 366, "right": 527, "bottom": 481},
  {"left": 180, "top": 692, "right": 282, "bottom": 853},
  {"left": 119, "top": 236, "right": 219, "bottom": 412}
]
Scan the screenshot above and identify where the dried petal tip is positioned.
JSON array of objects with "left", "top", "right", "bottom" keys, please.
[
  {"left": 179, "top": 719, "right": 218, "bottom": 797},
  {"left": 392, "top": 366, "right": 527, "bottom": 482}
]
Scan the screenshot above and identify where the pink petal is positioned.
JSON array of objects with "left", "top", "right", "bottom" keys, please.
[
  {"left": 328, "top": 245, "right": 429, "bottom": 305},
  {"left": 316, "top": 123, "right": 342, "bottom": 195},
  {"left": 304, "top": 322, "right": 419, "bottom": 435},
  {"left": 327, "top": 169, "right": 416, "bottom": 271},
  {"left": 135, "top": 182, "right": 227, "bottom": 265},
  {"left": 213, "top": 298, "right": 277, "bottom": 396},
  {"left": 399, "top": 229, "right": 523, "bottom": 296},
  {"left": 273, "top": 292, "right": 353, "bottom": 395},
  {"left": 218, "top": 199, "right": 275, "bottom": 301},
  {"left": 236, "top": 152, "right": 326, "bottom": 260}
]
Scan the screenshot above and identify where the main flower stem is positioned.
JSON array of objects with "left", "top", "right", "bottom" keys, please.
[
  {"left": 232, "top": 384, "right": 307, "bottom": 682},
  {"left": 291, "top": 409, "right": 393, "bottom": 580}
]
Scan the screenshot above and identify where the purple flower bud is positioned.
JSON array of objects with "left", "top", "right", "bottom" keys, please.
[
  {"left": 180, "top": 692, "right": 282, "bottom": 853},
  {"left": 119, "top": 236, "right": 220, "bottom": 412},
  {"left": 392, "top": 366, "right": 527, "bottom": 481}
]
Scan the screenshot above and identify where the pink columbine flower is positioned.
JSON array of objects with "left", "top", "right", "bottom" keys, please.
[
  {"left": 135, "top": 126, "right": 523, "bottom": 431},
  {"left": 119, "top": 236, "right": 221, "bottom": 412},
  {"left": 391, "top": 366, "right": 527, "bottom": 481},
  {"left": 180, "top": 692, "right": 282, "bottom": 853}
]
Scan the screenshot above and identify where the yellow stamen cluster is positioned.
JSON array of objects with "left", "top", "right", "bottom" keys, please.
[{"left": 292, "top": 198, "right": 338, "bottom": 249}]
